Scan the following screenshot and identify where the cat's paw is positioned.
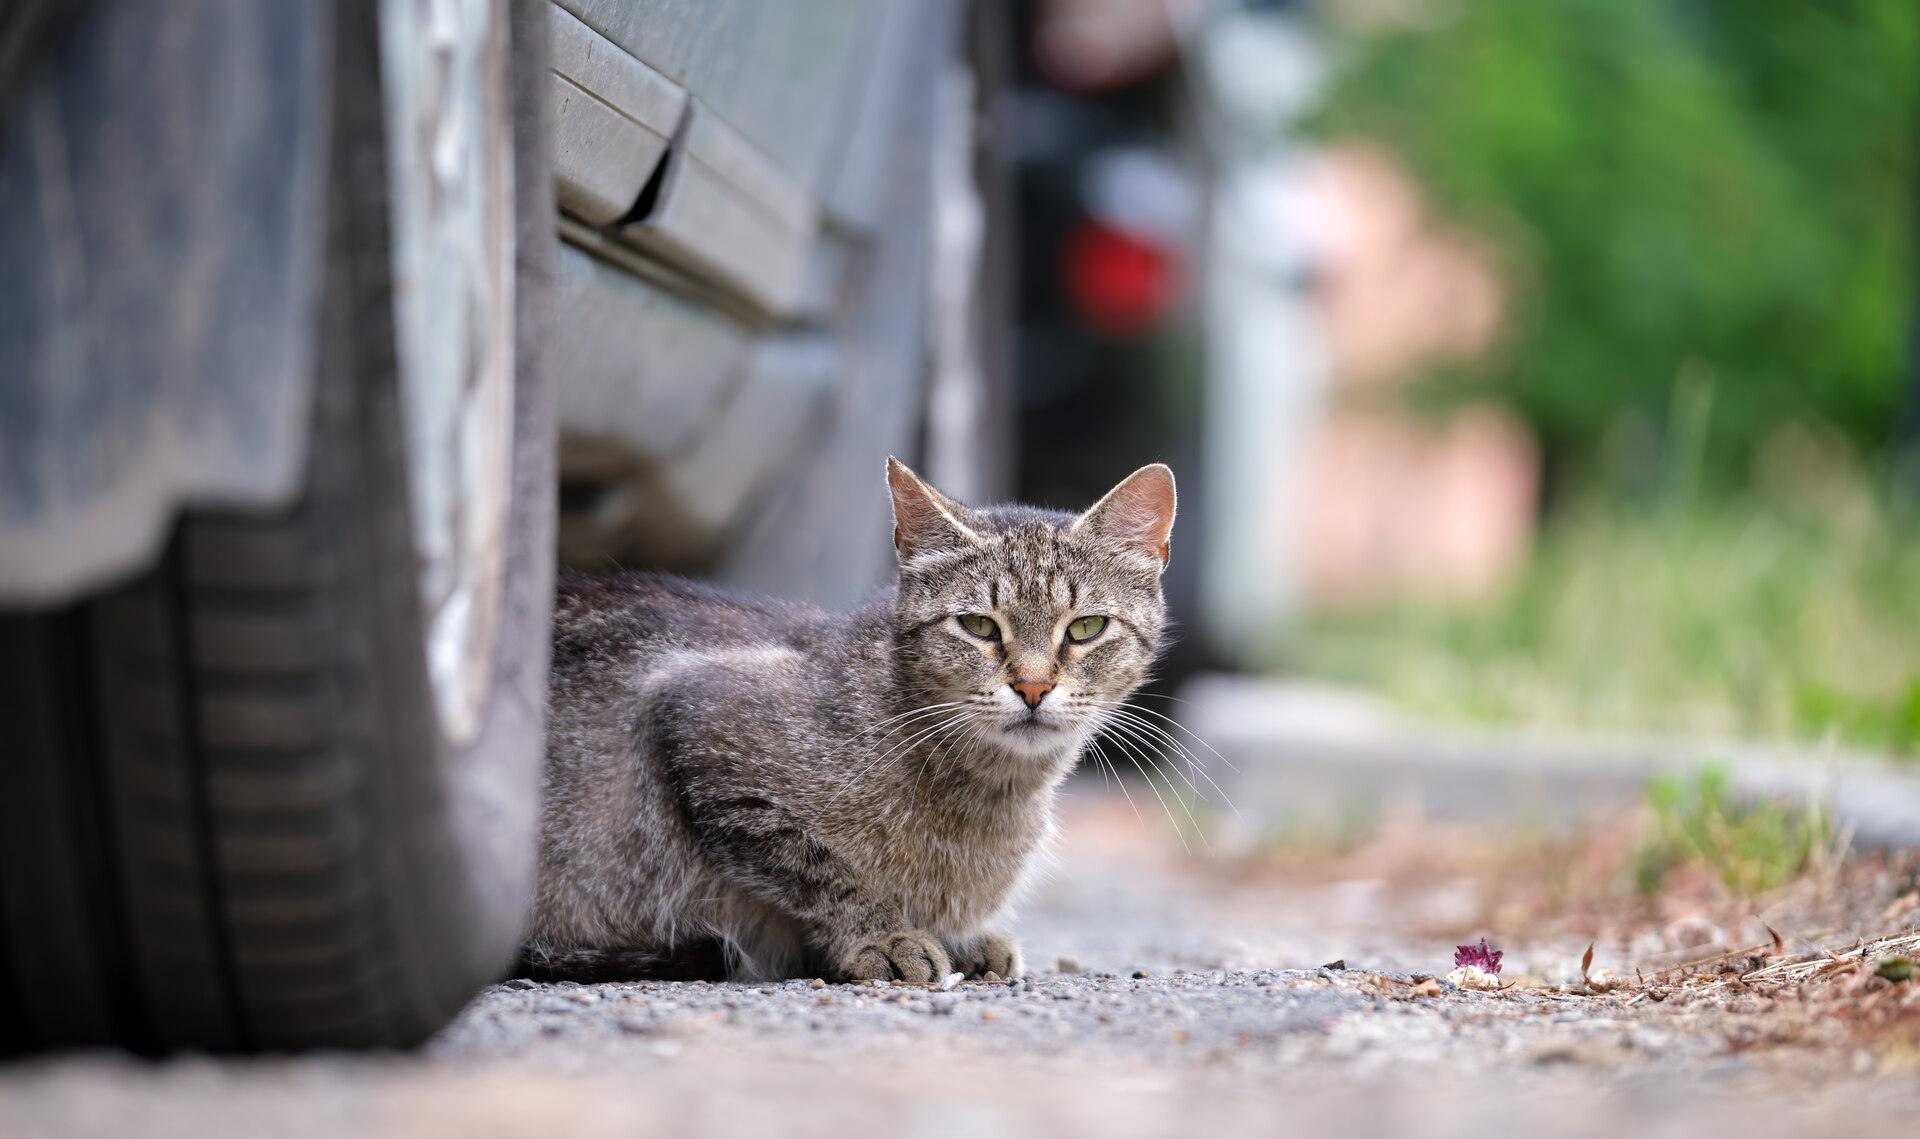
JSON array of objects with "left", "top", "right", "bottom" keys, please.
[
  {"left": 950, "top": 931, "right": 1023, "bottom": 980},
  {"left": 842, "top": 930, "right": 953, "bottom": 983}
]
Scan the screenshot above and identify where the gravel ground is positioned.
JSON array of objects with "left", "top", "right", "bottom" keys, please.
[{"left": 4, "top": 779, "right": 1918, "bottom": 1137}]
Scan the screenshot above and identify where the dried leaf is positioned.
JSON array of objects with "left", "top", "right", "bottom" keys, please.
[
  {"left": 1764, "top": 923, "right": 1786, "bottom": 957},
  {"left": 1581, "top": 942, "right": 1595, "bottom": 986}
]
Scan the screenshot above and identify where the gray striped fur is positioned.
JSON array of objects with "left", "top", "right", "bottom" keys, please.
[{"left": 524, "top": 459, "right": 1176, "bottom": 982}]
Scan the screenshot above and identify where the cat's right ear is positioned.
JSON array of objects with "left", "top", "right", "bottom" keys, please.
[
  {"left": 1074, "top": 463, "right": 1177, "bottom": 570},
  {"left": 886, "top": 457, "right": 982, "bottom": 564}
]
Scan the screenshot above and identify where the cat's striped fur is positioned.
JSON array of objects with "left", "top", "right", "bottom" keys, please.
[{"left": 522, "top": 459, "right": 1175, "bottom": 982}]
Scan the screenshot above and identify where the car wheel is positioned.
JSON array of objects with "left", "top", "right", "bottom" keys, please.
[{"left": 0, "top": 0, "right": 554, "bottom": 1051}]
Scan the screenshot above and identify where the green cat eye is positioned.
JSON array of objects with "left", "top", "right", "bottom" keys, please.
[
  {"left": 959, "top": 613, "right": 1000, "bottom": 639},
  {"left": 1066, "top": 615, "right": 1107, "bottom": 643}
]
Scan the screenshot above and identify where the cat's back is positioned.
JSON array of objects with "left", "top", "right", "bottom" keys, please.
[{"left": 552, "top": 571, "right": 830, "bottom": 679}]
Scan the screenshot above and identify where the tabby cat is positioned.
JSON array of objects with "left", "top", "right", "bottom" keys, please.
[{"left": 520, "top": 458, "right": 1175, "bottom": 983}]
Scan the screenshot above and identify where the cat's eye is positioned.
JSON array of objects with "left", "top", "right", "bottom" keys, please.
[
  {"left": 1066, "top": 615, "right": 1107, "bottom": 643},
  {"left": 958, "top": 613, "right": 1000, "bottom": 640}
]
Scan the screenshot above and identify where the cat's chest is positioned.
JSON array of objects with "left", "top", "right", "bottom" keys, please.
[{"left": 873, "top": 802, "right": 1049, "bottom": 932}]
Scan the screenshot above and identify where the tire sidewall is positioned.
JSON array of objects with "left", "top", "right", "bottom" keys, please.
[{"left": 346, "top": 0, "right": 554, "bottom": 1037}]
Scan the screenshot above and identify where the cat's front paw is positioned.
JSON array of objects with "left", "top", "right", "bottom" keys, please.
[
  {"left": 950, "top": 931, "right": 1023, "bottom": 979},
  {"left": 842, "top": 930, "right": 953, "bottom": 983}
]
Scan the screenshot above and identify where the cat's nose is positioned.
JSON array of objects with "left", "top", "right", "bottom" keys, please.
[{"left": 1010, "top": 679, "right": 1054, "bottom": 708}]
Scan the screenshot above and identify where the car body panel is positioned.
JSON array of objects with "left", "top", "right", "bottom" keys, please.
[
  {"left": 0, "top": 0, "right": 330, "bottom": 604},
  {"left": 548, "top": 3, "right": 685, "bottom": 225},
  {"left": 549, "top": 0, "right": 962, "bottom": 609}
]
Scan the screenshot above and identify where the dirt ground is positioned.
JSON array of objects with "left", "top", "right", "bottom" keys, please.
[{"left": 3, "top": 779, "right": 1917, "bottom": 1138}]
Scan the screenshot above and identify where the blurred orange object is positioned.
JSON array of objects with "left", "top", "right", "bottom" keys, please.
[
  {"left": 1301, "top": 405, "right": 1539, "bottom": 605},
  {"left": 1034, "top": 0, "right": 1182, "bottom": 92},
  {"left": 1301, "top": 146, "right": 1536, "bottom": 605}
]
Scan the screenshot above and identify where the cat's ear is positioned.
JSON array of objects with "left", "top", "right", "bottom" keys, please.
[
  {"left": 886, "top": 457, "right": 982, "bottom": 563},
  {"left": 1074, "top": 463, "right": 1176, "bottom": 570}
]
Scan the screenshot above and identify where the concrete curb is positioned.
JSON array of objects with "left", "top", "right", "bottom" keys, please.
[{"left": 1175, "top": 673, "right": 1920, "bottom": 850}]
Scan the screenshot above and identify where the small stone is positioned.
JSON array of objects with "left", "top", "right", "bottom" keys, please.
[
  {"left": 1009, "top": 979, "right": 1026, "bottom": 993},
  {"left": 809, "top": 978, "right": 827, "bottom": 989},
  {"left": 982, "top": 971, "right": 1003, "bottom": 984},
  {"left": 1057, "top": 957, "right": 1083, "bottom": 975},
  {"left": 1132, "top": 971, "right": 1150, "bottom": 979},
  {"left": 1320, "top": 960, "right": 1347, "bottom": 972},
  {"left": 938, "top": 972, "right": 964, "bottom": 991},
  {"left": 929, "top": 994, "right": 957, "bottom": 1015},
  {"left": 501, "top": 978, "right": 540, "bottom": 990}
]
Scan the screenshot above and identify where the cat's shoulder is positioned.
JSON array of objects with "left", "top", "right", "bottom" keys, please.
[{"left": 550, "top": 571, "right": 887, "bottom": 694}]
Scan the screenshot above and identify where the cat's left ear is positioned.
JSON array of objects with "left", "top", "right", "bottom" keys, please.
[
  {"left": 887, "top": 457, "right": 983, "bottom": 564},
  {"left": 1074, "top": 463, "right": 1176, "bottom": 570}
]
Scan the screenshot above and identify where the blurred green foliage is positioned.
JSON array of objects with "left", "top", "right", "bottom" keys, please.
[
  {"left": 1636, "top": 766, "right": 1827, "bottom": 898},
  {"left": 1295, "top": 483, "right": 1920, "bottom": 756},
  {"left": 1312, "top": 0, "right": 1920, "bottom": 485}
]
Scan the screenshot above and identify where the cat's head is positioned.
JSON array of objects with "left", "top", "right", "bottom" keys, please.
[{"left": 885, "top": 458, "right": 1175, "bottom": 765}]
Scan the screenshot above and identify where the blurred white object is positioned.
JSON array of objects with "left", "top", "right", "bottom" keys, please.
[
  {"left": 1199, "top": 7, "right": 1324, "bottom": 128},
  {"left": 1080, "top": 146, "right": 1198, "bottom": 242},
  {"left": 1201, "top": 148, "right": 1335, "bottom": 660},
  {"left": 1193, "top": 8, "right": 1537, "bottom": 656},
  {"left": 925, "top": 63, "right": 990, "bottom": 506}
]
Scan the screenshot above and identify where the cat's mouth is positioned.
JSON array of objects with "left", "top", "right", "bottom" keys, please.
[{"left": 993, "top": 707, "right": 1080, "bottom": 745}]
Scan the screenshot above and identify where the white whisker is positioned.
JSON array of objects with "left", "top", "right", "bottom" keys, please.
[
  {"left": 1085, "top": 739, "right": 1145, "bottom": 830},
  {"left": 1097, "top": 719, "right": 1206, "bottom": 849}
]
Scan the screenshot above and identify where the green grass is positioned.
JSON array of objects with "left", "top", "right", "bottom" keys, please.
[
  {"left": 1290, "top": 486, "right": 1920, "bottom": 758},
  {"left": 1637, "top": 766, "right": 1829, "bottom": 898}
]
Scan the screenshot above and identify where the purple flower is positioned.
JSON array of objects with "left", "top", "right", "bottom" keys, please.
[{"left": 1454, "top": 938, "right": 1503, "bottom": 975}]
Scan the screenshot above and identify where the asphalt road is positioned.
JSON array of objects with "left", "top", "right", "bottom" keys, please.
[{"left": 3, "top": 780, "right": 1917, "bottom": 1138}]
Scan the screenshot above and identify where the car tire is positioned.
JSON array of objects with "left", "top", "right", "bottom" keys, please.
[{"left": 0, "top": 0, "right": 554, "bottom": 1052}]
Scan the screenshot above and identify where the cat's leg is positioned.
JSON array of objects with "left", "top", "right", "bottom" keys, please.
[
  {"left": 676, "top": 787, "right": 952, "bottom": 981},
  {"left": 649, "top": 674, "right": 953, "bottom": 983},
  {"left": 947, "top": 931, "right": 1023, "bottom": 980}
]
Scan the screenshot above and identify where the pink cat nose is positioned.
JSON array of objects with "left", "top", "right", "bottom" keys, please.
[{"left": 1011, "top": 679, "right": 1054, "bottom": 708}]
